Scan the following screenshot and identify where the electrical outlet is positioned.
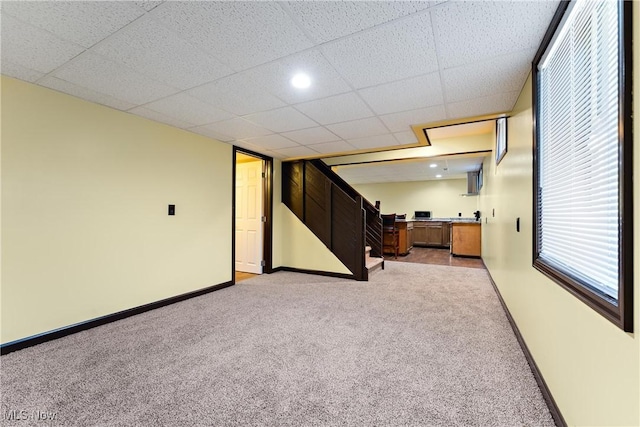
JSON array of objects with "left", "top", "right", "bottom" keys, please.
[{"left": 168, "top": 204, "right": 175, "bottom": 216}]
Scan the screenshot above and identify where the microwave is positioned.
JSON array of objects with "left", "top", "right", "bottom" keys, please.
[{"left": 414, "top": 211, "right": 432, "bottom": 219}]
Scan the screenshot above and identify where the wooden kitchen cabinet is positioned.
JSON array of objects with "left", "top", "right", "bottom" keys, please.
[
  {"left": 396, "top": 221, "right": 413, "bottom": 255},
  {"left": 425, "top": 222, "right": 443, "bottom": 246},
  {"left": 451, "top": 222, "right": 481, "bottom": 257},
  {"left": 412, "top": 221, "right": 428, "bottom": 246},
  {"left": 412, "top": 221, "right": 451, "bottom": 248}
]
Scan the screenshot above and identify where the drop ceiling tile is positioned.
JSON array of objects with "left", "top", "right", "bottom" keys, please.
[
  {"left": 326, "top": 117, "right": 389, "bottom": 140},
  {"left": 188, "top": 73, "right": 286, "bottom": 116},
  {"left": 243, "top": 107, "right": 318, "bottom": 133},
  {"left": 347, "top": 134, "right": 399, "bottom": 150},
  {"left": 0, "top": 61, "right": 45, "bottom": 83},
  {"left": 92, "top": 17, "right": 233, "bottom": 90},
  {"left": 39, "top": 76, "right": 136, "bottom": 111},
  {"left": 442, "top": 49, "right": 535, "bottom": 103},
  {"left": 394, "top": 131, "right": 419, "bottom": 145},
  {"left": 285, "top": 1, "right": 436, "bottom": 44},
  {"left": 241, "top": 134, "right": 298, "bottom": 151},
  {"left": 446, "top": 91, "right": 519, "bottom": 121},
  {"left": 141, "top": 93, "right": 234, "bottom": 127},
  {"left": 128, "top": 106, "right": 194, "bottom": 129},
  {"left": 272, "top": 145, "right": 320, "bottom": 159},
  {"left": 0, "top": 15, "right": 85, "bottom": 73},
  {"left": 2, "top": 1, "right": 144, "bottom": 48},
  {"left": 432, "top": 1, "right": 559, "bottom": 69},
  {"left": 52, "top": 53, "right": 178, "bottom": 106},
  {"left": 133, "top": 1, "right": 164, "bottom": 12},
  {"left": 149, "top": 2, "right": 313, "bottom": 71},
  {"left": 295, "top": 92, "right": 373, "bottom": 125},
  {"left": 205, "top": 118, "right": 273, "bottom": 140},
  {"left": 379, "top": 105, "right": 447, "bottom": 133},
  {"left": 244, "top": 49, "right": 351, "bottom": 104},
  {"left": 306, "top": 140, "right": 357, "bottom": 155},
  {"left": 321, "top": 12, "right": 438, "bottom": 89},
  {"left": 358, "top": 73, "right": 444, "bottom": 115},
  {"left": 188, "top": 125, "right": 234, "bottom": 143},
  {"left": 280, "top": 127, "right": 340, "bottom": 145}
]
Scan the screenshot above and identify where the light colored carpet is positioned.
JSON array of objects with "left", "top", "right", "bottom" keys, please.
[{"left": 1, "top": 262, "right": 554, "bottom": 426}]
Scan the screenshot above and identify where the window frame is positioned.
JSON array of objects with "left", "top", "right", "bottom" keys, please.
[{"left": 532, "top": 0, "right": 633, "bottom": 332}]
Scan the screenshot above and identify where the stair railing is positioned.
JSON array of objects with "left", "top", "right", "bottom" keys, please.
[
  {"left": 310, "top": 159, "right": 382, "bottom": 258},
  {"left": 282, "top": 159, "right": 382, "bottom": 280}
]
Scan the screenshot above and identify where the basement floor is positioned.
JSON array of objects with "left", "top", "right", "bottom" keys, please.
[
  {"left": 385, "top": 247, "right": 485, "bottom": 269},
  {"left": 236, "top": 247, "right": 483, "bottom": 283}
]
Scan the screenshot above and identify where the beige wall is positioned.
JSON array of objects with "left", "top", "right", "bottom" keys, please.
[
  {"left": 279, "top": 208, "right": 350, "bottom": 275},
  {"left": 478, "top": 13, "right": 640, "bottom": 424},
  {"left": 1, "top": 77, "right": 233, "bottom": 344},
  {"left": 353, "top": 179, "right": 478, "bottom": 219}
]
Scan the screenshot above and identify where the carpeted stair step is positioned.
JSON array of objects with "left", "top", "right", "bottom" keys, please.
[{"left": 366, "top": 256, "right": 384, "bottom": 276}]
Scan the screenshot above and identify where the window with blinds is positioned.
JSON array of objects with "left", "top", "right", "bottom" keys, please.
[{"left": 533, "top": 0, "right": 633, "bottom": 331}]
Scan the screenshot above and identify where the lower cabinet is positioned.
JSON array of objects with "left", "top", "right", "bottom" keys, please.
[
  {"left": 425, "top": 223, "right": 443, "bottom": 246},
  {"left": 396, "top": 221, "right": 413, "bottom": 255},
  {"left": 412, "top": 222, "right": 428, "bottom": 246},
  {"left": 412, "top": 221, "right": 451, "bottom": 248},
  {"left": 451, "top": 222, "right": 481, "bottom": 257}
]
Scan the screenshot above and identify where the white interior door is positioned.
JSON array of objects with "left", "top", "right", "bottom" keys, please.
[{"left": 235, "top": 160, "right": 263, "bottom": 274}]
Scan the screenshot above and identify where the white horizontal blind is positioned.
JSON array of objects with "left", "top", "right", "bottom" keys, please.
[{"left": 538, "top": 0, "right": 620, "bottom": 301}]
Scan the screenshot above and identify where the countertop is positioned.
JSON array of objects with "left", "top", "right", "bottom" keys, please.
[{"left": 395, "top": 218, "right": 480, "bottom": 224}]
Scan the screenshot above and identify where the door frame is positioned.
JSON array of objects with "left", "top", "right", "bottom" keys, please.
[{"left": 232, "top": 147, "right": 274, "bottom": 282}]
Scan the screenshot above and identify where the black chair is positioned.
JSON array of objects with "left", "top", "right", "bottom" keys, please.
[{"left": 381, "top": 213, "right": 399, "bottom": 259}]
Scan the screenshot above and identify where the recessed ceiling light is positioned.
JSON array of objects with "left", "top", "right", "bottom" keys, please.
[
  {"left": 429, "top": 163, "right": 438, "bottom": 168},
  {"left": 436, "top": 174, "right": 442, "bottom": 178},
  {"left": 291, "top": 73, "right": 311, "bottom": 89}
]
